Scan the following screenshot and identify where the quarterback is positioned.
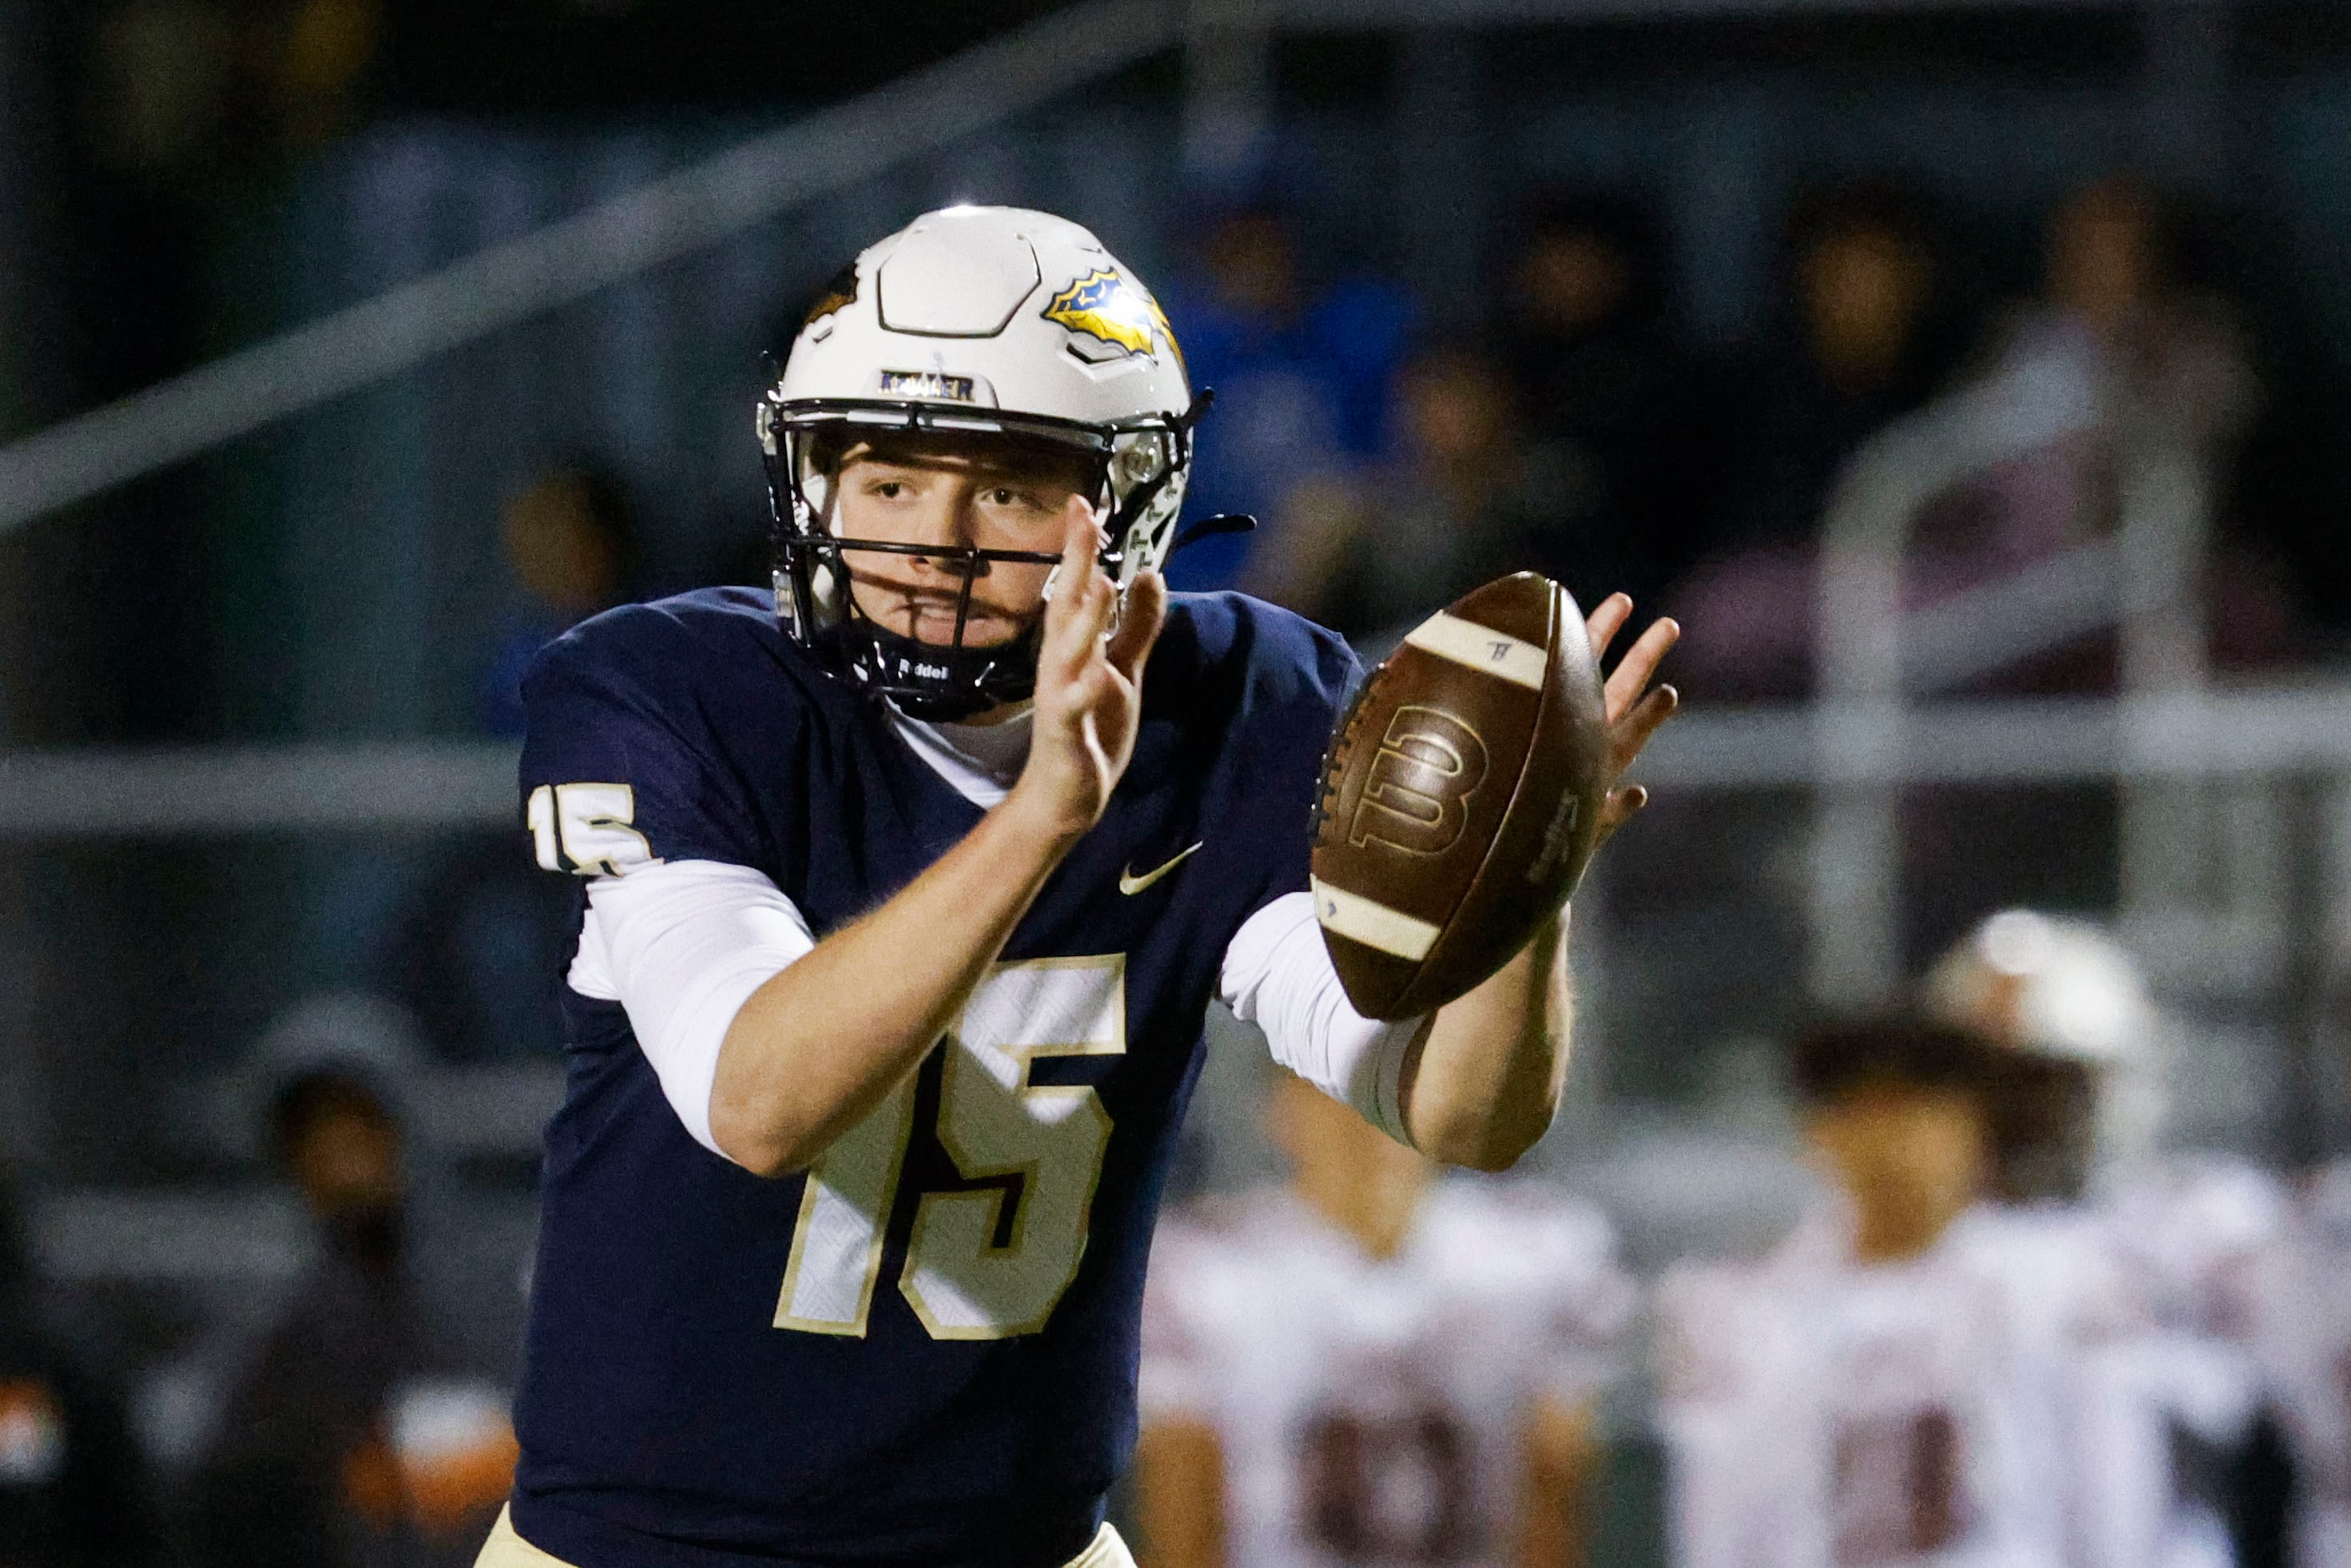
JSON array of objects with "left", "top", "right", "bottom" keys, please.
[{"left": 487, "top": 206, "right": 1675, "bottom": 1568}]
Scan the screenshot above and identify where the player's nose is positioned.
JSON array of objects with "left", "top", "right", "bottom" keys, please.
[
  {"left": 914, "top": 486, "right": 1006, "bottom": 577},
  {"left": 899, "top": 490, "right": 986, "bottom": 577}
]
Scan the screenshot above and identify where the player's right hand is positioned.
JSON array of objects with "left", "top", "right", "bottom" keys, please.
[
  {"left": 1008, "top": 494, "right": 1168, "bottom": 846},
  {"left": 1581, "top": 592, "right": 1680, "bottom": 847}
]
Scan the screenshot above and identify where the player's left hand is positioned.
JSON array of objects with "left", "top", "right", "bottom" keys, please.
[{"left": 1583, "top": 593, "right": 1679, "bottom": 847}]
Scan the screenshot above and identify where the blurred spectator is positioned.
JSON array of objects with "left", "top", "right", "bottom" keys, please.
[
  {"left": 1960, "top": 178, "right": 2255, "bottom": 564},
  {"left": 195, "top": 1060, "right": 515, "bottom": 1568},
  {"left": 1668, "top": 182, "right": 1968, "bottom": 695},
  {"left": 2004, "top": 179, "right": 2254, "bottom": 455},
  {"left": 395, "top": 465, "right": 640, "bottom": 1065},
  {"left": 1954, "top": 177, "right": 2285, "bottom": 673},
  {"left": 1675, "top": 175, "right": 2290, "bottom": 697},
  {"left": 389, "top": 828, "right": 576, "bottom": 1064},
  {"left": 480, "top": 465, "right": 639, "bottom": 736},
  {"left": 1135, "top": 1068, "right": 1631, "bottom": 1568},
  {"left": 1719, "top": 181, "right": 1966, "bottom": 557},
  {"left": 74, "top": 0, "right": 382, "bottom": 409},
  {"left": 1494, "top": 190, "right": 1723, "bottom": 614},
  {"left": 0, "top": 1166, "right": 159, "bottom": 1568},
  {"left": 271, "top": 0, "right": 383, "bottom": 149},
  {"left": 1159, "top": 205, "right": 1414, "bottom": 592},
  {"left": 1251, "top": 346, "right": 1553, "bottom": 643},
  {"left": 367, "top": 466, "right": 636, "bottom": 1068},
  {"left": 1658, "top": 1017, "right": 2072, "bottom": 1568},
  {"left": 383, "top": 463, "right": 641, "bottom": 1065},
  {"left": 89, "top": 0, "right": 380, "bottom": 177}
]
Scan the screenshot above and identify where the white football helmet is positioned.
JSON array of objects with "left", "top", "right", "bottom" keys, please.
[
  {"left": 757, "top": 205, "right": 1203, "bottom": 719},
  {"left": 1926, "top": 908, "right": 2166, "bottom": 1193}
]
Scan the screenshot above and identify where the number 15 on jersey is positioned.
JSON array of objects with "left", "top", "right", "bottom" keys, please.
[{"left": 776, "top": 953, "right": 1126, "bottom": 1343}]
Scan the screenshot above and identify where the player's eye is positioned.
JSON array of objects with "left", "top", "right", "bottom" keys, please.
[{"left": 870, "top": 479, "right": 907, "bottom": 499}]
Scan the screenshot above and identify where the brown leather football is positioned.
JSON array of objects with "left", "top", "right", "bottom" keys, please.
[{"left": 1310, "top": 573, "right": 1609, "bottom": 1021}]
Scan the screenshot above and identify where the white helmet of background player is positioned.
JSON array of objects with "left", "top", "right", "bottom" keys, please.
[
  {"left": 757, "top": 205, "right": 1203, "bottom": 720},
  {"left": 1925, "top": 909, "right": 2166, "bottom": 1197}
]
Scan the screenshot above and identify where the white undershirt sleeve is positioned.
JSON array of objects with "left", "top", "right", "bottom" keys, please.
[
  {"left": 1219, "top": 891, "right": 1425, "bottom": 1147},
  {"left": 566, "top": 859, "right": 817, "bottom": 1158}
]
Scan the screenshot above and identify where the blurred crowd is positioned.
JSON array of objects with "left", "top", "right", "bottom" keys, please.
[
  {"left": 428, "top": 169, "right": 2351, "bottom": 758},
  {"left": 1158, "top": 176, "right": 2345, "bottom": 688}
]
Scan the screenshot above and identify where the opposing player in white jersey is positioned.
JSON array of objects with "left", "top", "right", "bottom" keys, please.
[
  {"left": 1928, "top": 910, "right": 2290, "bottom": 1568},
  {"left": 1136, "top": 1066, "right": 1634, "bottom": 1568},
  {"left": 1659, "top": 1017, "right": 2072, "bottom": 1568},
  {"left": 2265, "top": 1163, "right": 2351, "bottom": 1568}
]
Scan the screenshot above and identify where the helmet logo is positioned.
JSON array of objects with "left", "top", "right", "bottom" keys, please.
[
  {"left": 1042, "top": 268, "right": 1179, "bottom": 364},
  {"left": 802, "top": 261, "right": 859, "bottom": 331}
]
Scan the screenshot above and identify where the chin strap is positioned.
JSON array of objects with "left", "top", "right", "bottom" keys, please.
[{"left": 826, "top": 615, "right": 1039, "bottom": 721}]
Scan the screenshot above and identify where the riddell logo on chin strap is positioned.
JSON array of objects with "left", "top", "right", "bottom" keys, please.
[{"left": 1349, "top": 706, "right": 1488, "bottom": 856}]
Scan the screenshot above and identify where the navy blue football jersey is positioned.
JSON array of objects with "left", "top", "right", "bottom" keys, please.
[{"left": 510, "top": 588, "right": 1356, "bottom": 1567}]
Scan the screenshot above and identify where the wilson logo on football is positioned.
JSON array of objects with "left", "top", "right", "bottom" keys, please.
[{"left": 1350, "top": 706, "right": 1488, "bottom": 856}]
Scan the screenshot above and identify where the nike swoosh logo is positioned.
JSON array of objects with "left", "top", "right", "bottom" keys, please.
[{"left": 1119, "top": 842, "right": 1204, "bottom": 896}]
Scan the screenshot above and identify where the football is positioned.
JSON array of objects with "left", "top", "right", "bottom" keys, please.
[{"left": 1311, "top": 573, "right": 1609, "bottom": 1021}]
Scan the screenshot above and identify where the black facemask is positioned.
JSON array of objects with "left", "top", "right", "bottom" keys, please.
[
  {"left": 823, "top": 614, "right": 1041, "bottom": 722},
  {"left": 760, "top": 397, "right": 1209, "bottom": 720}
]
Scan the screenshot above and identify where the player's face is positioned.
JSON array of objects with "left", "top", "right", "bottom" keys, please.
[
  {"left": 1804, "top": 1082, "right": 1986, "bottom": 1264},
  {"left": 828, "top": 435, "right": 1101, "bottom": 648},
  {"left": 1983, "top": 1055, "right": 2100, "bottom": 1205},
  {"left": 291, "top": 1104, "right": 406, "bottom": 1219}
]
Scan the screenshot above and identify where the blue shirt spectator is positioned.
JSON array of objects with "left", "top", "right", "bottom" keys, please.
[
  {"left": 1158, "top": 208, "right": 1414, "bottom": 592},
  {"left": 479, "top": 467, "right": 638, "bottom": 736}
]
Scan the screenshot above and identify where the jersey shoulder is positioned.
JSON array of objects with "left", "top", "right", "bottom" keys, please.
[
  {"left": 2308, "top": 1156, "right": 2351, "bottom": 1241},
  {"left": 523, "top": 587, "right": 798, "bottom": 718},
  {"left": 519, "top": 587, "right": 838, "bottom": 875},
  {"left": 1152, "top": 590, "right": 1360, "bottom": 733},
  {"left": 1421, "top": 1181, "right": 1629, "bottom": 1298}
]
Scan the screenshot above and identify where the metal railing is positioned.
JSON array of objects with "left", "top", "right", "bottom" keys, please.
[
  {"left": 1804, "top": 326, "right": 2262, "bottom": 1005},
  {"left": 8, "top": 687, "right": 2351, "bottom": 839}
]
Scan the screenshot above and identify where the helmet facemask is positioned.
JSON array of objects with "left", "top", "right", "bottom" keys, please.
[{"left": 758, "top": 392, "right": 1193, "bottom": 721}]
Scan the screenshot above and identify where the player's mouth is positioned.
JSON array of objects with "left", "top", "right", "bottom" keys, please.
[{"left": 844, "top": 569, "right": 1034, "bottom": 648}]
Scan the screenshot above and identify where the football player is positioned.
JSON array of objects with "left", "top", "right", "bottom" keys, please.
[
  {"left": 0, "top": 1166, "right": 159, "bottom": 1568},
  {"left": 2269, "top": 1163, "right": 2351, "bottom": 1567},
  {"left": 1928, "top": 911, "right": 2287, "bottom": 1568},
  {"left": 487, "top": 206, "right": 1678, "bottom": 1568},
  {"left": 1134, "top": 1066, "right": 1633, "bottom": 1568},
  {"left": 1659, "top": 1017, "right": 2071, "bottom": 1568}
]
